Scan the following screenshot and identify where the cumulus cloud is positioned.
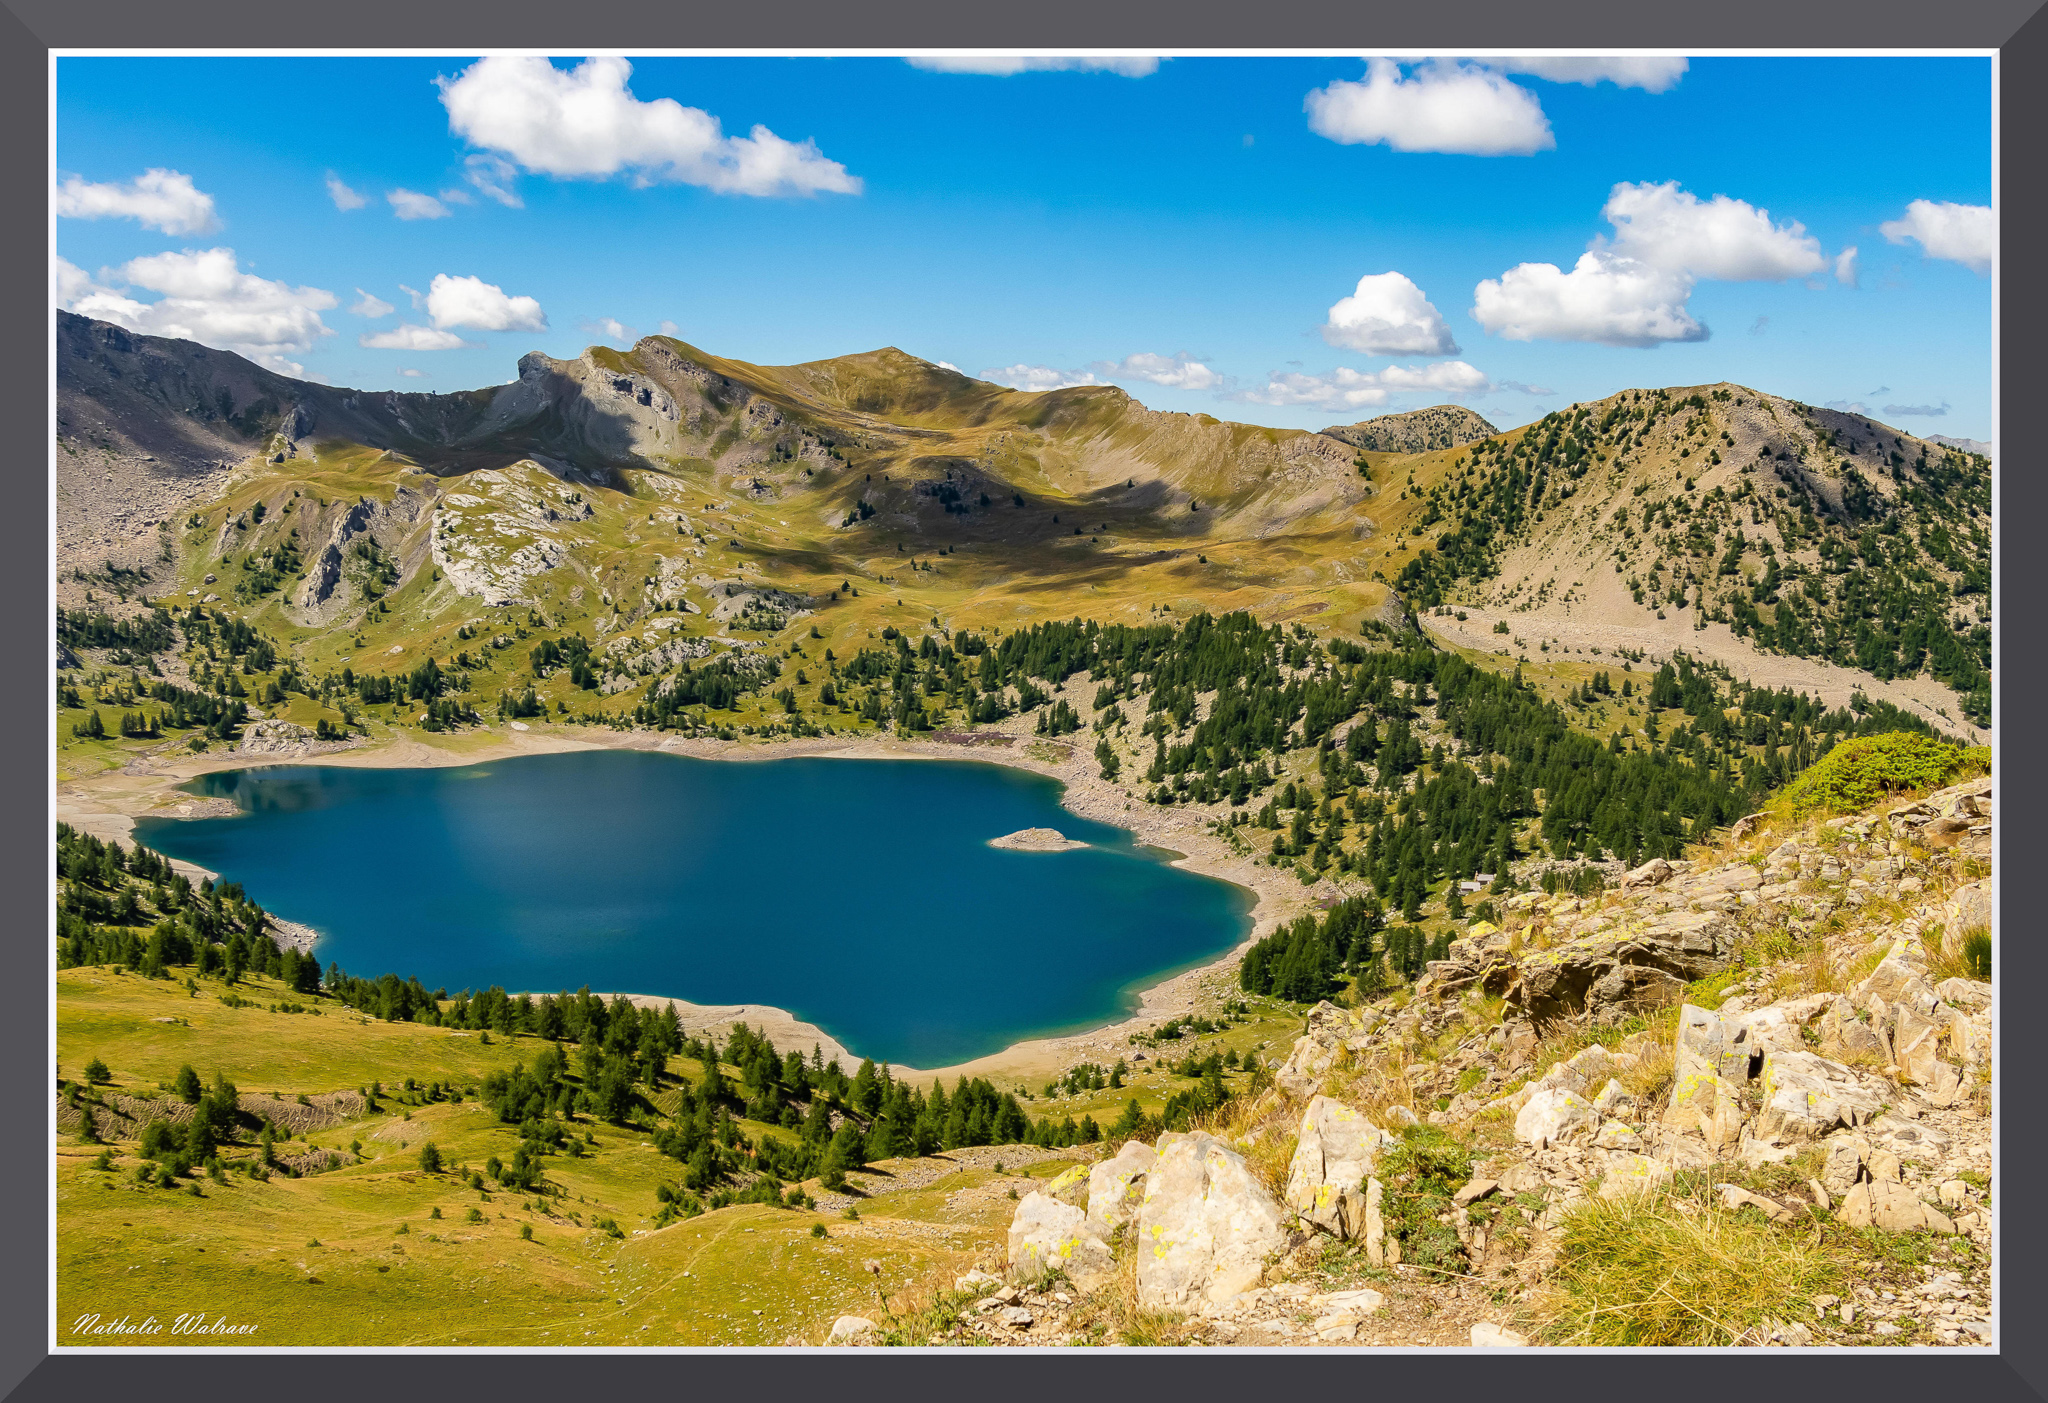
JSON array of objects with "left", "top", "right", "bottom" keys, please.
[
  {"left": 438, "top": 56, "right": 861, "bottom": 197},
  {"left": 1239, "top": 360, "right": 1492, "bottom": 411},
  {"left": 349, "top": 288, "right": 395, "bottom": 318},
  {"left": 387, "top": 188, "right": 450, "bottom": 221},
  {"left": 1473, "top": 251, "right": 1703, "bottom": 347},
  {"left": 360, "top": 324, "right": 470, "bottom": 351},
  {"left": 1472, "top": 181, "right": 1829, "bottom": 346},
  {"left": 1883, "top": 401, "right": 1949, "bottom": 417},
  {"left": 1489, "top": 57, "right": 1689, "bottom": 92},
  {"left": 424, "top": 273, "right": 547, "bottom": 332},
  {"left": 1879, "top": 199, "right": 1993, "bottom": 275},
  {"left": 54, "top": 168, "right": 220, "bottom": 236},
  {"left": 54, "top": 247, "right": 334, "bottom": 375},
  {"left": 1322, "top": 271, "right": 1460, "bottom": 355},
  {"left": 1835, "top": 247, "right": 1859, "bottom": 287},
  {"left": 326, "top": 173, "right": 368, "bottom": 211},
  {"left": 1092, "top": 351, "right": 1221, "bottom": 390},
  {"left": 582, "top": 315, "right": 637, "bottom": 343},
  {"left": 936, "top": 360, "right": 961, "bottom": 372},
  {"left": 657, "top": 319, "right": 681, "bottom": 336},
  {"left": 906, "top": 55, "right": 1158, "bottom": 76},
  {"left": 1602, "top": 181, "right": 1825, "bottom": 281},
  {"left": 1306, "top": 60, "right": 1552, "bottom": 156},
  {"left": 983, "top": 363, "right": 1100, "bottom": 392}
]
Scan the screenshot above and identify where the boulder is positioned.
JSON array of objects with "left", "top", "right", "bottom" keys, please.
[
  {"left": 1717, "top": 1183, "right": 1797, "bottom": 1223},
  {"left": 1007, "top": 1191, "right": 1116, "bottom": 1292},
  {"left": 1284, "top": 1096, "right": 1390, "bottom": 1240},
  {"left": 1836, "top": 1180, "right": 1957, "bottom": 1234},
  {"left": 1471, "top": 1322, "right": 1530, "bottom": 1347},
  {"left": 1515, "top": 1087, "right": 1598, "bottom": 1149},
  {"left": 1085, "top": 1139, "right": 1157, "bottom": 1237},
  {"left": 1938, "top": 880, "right": 1992, "bottom": 955},
  {"left": 1819, "top": 1134, "right": 1870, "bottom": 1198},
  {"left": 1751, "top": 1051, "right": 1888, "bottom": 1146},
  {"left": 1932, "top": 978, "right": 1992, "bottom": 1013},
  {"left": 827, "top": 1316, "right": 877, "bottom": 1343},
  {"left": 1136, "top": 1133, "right": 1292, "bottom": 1310},
  {"left": 1674, "top": 1004, "right": 1753, "bottom": 1085},
  {"left": 1662, "top": 1068, "right": 1744, "bottom": 1151},
  {"left": 1043, "top": 1163, "right": 1092, "bottom": 1208},
  {"left": 1890, "top": 1005, "right": 1964, "bottom": 1105},
  {"left": 1622, "top": 857, "right": 1674, "bottom": 888}
]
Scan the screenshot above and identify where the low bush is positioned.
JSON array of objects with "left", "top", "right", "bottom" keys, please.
[{"left": 1781, "top": 733, "right": 1983, "bottom": 815}]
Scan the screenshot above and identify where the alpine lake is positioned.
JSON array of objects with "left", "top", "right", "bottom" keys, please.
[{"left": 133, "top": 749, "right": 1254, "bottom": 1068}]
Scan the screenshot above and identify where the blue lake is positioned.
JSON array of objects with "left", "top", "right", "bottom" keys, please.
[{"left": 132, "top": 750, "right": 1254, "bottom": 1068}]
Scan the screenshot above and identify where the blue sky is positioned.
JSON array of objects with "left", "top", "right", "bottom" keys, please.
[{"left": 53, "top": 54, "right": 1994, "bottom": 437}]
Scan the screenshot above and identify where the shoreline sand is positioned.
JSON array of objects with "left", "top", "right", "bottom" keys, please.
[{"left": 55, "top": 705, "right": 1341, "bottom": 1085}]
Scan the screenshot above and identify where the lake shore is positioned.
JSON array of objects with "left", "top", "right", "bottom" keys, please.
[{"left": 56, "top": 702, "right": 1343, "bottom": 1086}]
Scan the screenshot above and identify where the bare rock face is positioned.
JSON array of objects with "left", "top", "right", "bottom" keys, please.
[
  {"left": 1503, "top": 911, "right": 1739, "bottom": 1024},
  {"left": 1752, "top": 1051, "right": 1889, "bottom": 1145},
  {"left": 1135, "top": 1132, "right": 1292, "bottom": 1311},
  {"left": 1284, "top": 1097, "right": 1391, "bottom": 1239}
]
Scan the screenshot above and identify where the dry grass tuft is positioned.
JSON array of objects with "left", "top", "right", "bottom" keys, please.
[{"left": 1533, "top": 1181, "right": 1848, "bottom": 1346}]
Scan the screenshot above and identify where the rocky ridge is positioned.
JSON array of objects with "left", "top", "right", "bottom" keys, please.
[{"left": 861, "top": 776, "right": 1997, "bottom": 1349}]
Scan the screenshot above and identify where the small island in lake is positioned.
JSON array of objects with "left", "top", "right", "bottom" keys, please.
[{"left": 988, "top": 827, "right": 1089, "bottom": 852}]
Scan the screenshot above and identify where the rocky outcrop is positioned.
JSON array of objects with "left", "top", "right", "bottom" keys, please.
[
  {"left": 1135, "top": 1132, "right": 1293, "bottom": 1311},
  {"left": 1274, "top": 1001, "right": 1383, "bottom": 1099},
  {"left": 1007, "top": 1191, "right": 1116, "bottom": 1292},
  {"left": 1283, "top": 1097, "right": 1389, "bottom": 1239}
]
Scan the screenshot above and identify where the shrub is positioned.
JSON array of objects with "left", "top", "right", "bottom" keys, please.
[
  {"left": 519, "top": 1223, "right": 533, "bottom": 1241},
  {"left": 811, "top": 1223, "right": 828, "bottom": 1239},
  {"left": 1377, "top": 1124, "right": 1474, "bottom": 1272},
  {"left": 418, "top": 1142, "right": 443, "bottom": 1174},
  {"left": 1781, "top": 732, "right": 1980, "bottom": 815},
  {"left": 84, "top": 1058, "right": 109, "bottom": 1085}
]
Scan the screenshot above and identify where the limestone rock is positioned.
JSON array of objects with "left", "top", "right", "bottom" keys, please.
[
  {"left": 1598, "top": 1153, "right": 1671, "bottom": 1200},
  {"left": 1136, "top": 1133, "right": 1292, "bottom": 1310},
  {"left": 1662, "top": 1068, "right": 1744, "bottom": 1151},
  {"left": 1515, "top": 1087, "right": 1598, "bottom": 1149},
  {"left": 1043, "top": 1163, "right": 1092, "bottom": 1208},
  {"left": 1752, "top": 1051, "right": 1888, "bottom": 1145},
  {"left": 1471, "top": 1322, "right": 1529, "bottom": 1347},
  {"left": 1836, "top": 1180, "right": 1957, "bottom": 1234},
  {"left": 1007, "top": 1191, "right": 1115, "bottom": 1292},
  {"left": 1362, "top": 1176, "right": 1393, "bottom": 1267},
  {"left": 1816, "top": 996, "right": 1888, "bottom": 1063},
  {"left": 1085, "top": 1138, "right": 1157, "bottom": 1237},
  {"left": 1506, "top": 911, "right": 1737, "bottom": 1024},
  {"left": 1718, "top": 1183, "right": 1797, "bottom": 1222},
  {"left": 1284, "top": 1096, "right": 1390, "bottom": 1240},
  {"left": 828, "top": 1316, "right": 877, "bottom": 1343}
]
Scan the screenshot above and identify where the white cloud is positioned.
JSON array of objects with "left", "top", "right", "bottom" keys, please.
[
  {"left": 1472, "top": 250, "right": 1704, "bottom": 347},
  {"left": 1490, "top": 57, "right": 1689, "bottom": 92},
  {"left": 1092, "top": 351, "right": 1221, "bottom": 391},
  {"left": 1835, "top": 246, "right": 1859, "bottom": 287},
  {"left": 1879, "top": 199, "right": 1993, "bottom": 275},
  {"left": 1824, "top": 399, "right": 1872, "bottom": 415},
  {"left": 399, "top": 283, "right": 425, "bottom": 310},
  {"left": 439, "top": 187, "right": 475, "bottom": 205},
  {"left": 1323, "top": 271, "right": 1460, "bottom": 355},
  {"left": 55, "top": 247, "right": 334, "bottom": 375},
  {"left": 326, "top": 173, "right": 368, "bottom": 211},
  {"left": 360, "top": 324, "right": 470, "bottom": 351},
  {"left": 1601, "top": 181, "right": 1825, "bottom": 281},
  {"left": 54, "top": 168, "right": 220, "bottom": 236},
  {"left": 387, "top": 188, "right": 450, "bottom": 221},
  {"left": 1306, "top": 60, "right": 1552, "bottom": 156},
  {"left": 937, "top": 360, "right": 960, "bottom": 371},
  {"left": 349, "top": 288, "right": 395, "bottom": 318},
  {"left": 398, "top": 368, "right": 427, "bottom": 378},
  {"left": 906, "top": 56, "right": 1158, "bottom": 76},
  {"left": 1240, "top": 360, "right": 1492, "bottom": 411},
  {"left": 1472, "top": 181, "right": 1829, "bottom": 346},
  {"left": 582, "top": 315, "right": 637, "bottom": 343},
  {"left": 657, "top": 319, "right": 681, "bottom": 336},
  {"left": 464, "top": 154, "right": 524, "bottom": 208},
  {"left": 425, "top": 273, "right": 547, "bottom": 333},
  {"left": 983, "top": 363, "right": 1100, "bottom": 392},
  {"left": 438, "top": 56, "right": 861, "bottom": 197}
]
